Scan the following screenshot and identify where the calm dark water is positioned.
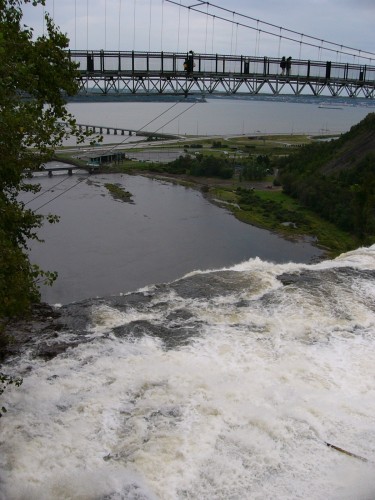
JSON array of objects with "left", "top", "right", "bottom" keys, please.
[{"left": 26, "top": 172, "right": 323, "bottom": 304}]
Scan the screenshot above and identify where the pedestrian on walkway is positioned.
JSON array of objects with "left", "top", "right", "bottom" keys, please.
[{"left": 280, "top": 56, "right": 286, "bottom": 76}]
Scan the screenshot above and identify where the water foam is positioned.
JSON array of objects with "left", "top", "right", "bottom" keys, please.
[{"left": 1, "top": 247, "right": 375, "bottom": 499}]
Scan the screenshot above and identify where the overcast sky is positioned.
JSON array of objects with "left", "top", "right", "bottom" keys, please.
[{"left": 22, "top": 0, "right": 375, "bottom": 63}]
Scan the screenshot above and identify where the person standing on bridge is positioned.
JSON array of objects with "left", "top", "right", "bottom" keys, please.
[
  {"left": 184, "top": 50, "right": 196, "bottom": 73},
  {"left": 286, "top": 57, "right": 292, "bottom": 76},
  {"left": 280, "top": 56, "right": 286, "bottom": 76}
]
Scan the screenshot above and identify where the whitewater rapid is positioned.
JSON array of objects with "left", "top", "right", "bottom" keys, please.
[{"left": 1, "top": 245, "right": 375, "bottom": 499}]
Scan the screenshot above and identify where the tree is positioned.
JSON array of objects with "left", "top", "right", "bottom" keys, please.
[{"left": 0, "top": 0, "right": 89, "bottom": 332}]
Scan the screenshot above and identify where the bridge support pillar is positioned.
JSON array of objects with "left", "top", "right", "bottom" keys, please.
[
  {"left": 114, "top": 129, "right": 117, "bottom": 135},
  {"left": 106, "top": 128, "right": 110, "bottom": 134},
  {"left": 68, "top": 169, "right": 73, "bottom": 176},
  {"left": 48, "top": 171, "right": 53, "bottom": 177},
  {"left": 121, "top": 130, "right": 125, "bottom": 135}
]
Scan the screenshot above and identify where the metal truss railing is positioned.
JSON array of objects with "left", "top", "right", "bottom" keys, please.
[{"left": 68, "top": 50, "right": 375, "bottom": 99}]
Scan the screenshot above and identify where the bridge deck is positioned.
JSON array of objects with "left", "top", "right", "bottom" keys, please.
[{"left": 68, "top": 50, "right": 375, "bottom": 99}]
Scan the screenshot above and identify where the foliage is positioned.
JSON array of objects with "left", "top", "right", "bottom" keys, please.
[
  {"left": 236, "top": 187, "right": 308, "bottom": 226},
  {"left": 0, "top": 0, "right": 90, "bottom": 328},
  {"left": 277, "top": 114, "right": 375, "bottom": 242},
  {"left": 104, "top": 183, "right": 133, "bottom": 202},
  {"left": 167, "top": 154, "right": 234, "bottom": 179},
  {"left": 0, "top": 373, "right": 23, "bottom": 417},
  {"left": 211, "top": 141, "right": 227, "bottom": 148},
  {"left": 241, "top": 155, "right": 271, "bottom": 180}
]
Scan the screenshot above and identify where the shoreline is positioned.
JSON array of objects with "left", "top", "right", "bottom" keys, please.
[{"left": 126, "top": 170, "right": 330, "bottom": 260}]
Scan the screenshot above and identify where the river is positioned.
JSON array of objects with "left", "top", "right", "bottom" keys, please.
[
  {"left": 66, "top": 96, "right": 375, "bottom": 142},
  {"left": 1, "top": 246, "right": 375, "bottom": 499},
  {"left": 25, "top": 172, "right": 323, "bottom": 305},
  {"left": 1, "top": 98, "right": 375, "bottom": 499}
]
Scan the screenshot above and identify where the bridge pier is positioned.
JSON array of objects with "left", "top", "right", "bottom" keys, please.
[
  {"left": 48, "top": 170, "right": 53, "bottom": 177},
  {"left": 106, "top": 128, "right": 110, "bottom": 134},
  {"left": 68, "top": 168, "right": 73, "bottom": 176},
  {"left": 114, "top": 129, "right": 117, "bottom": 135}
]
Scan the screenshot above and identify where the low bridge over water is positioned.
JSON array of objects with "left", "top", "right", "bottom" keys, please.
[
  {"left": 76, "top": 123, "right": 179, "bottom": 140},
  {"left": 68, "top": 50, "right": 375, "bottom": 99}
]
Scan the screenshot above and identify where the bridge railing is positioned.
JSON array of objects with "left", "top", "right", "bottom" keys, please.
[{"left": 69, "top": 50, "right": 375, "bottom": 85}]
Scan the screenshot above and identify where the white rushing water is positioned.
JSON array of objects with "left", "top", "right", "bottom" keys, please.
[{"left": 1, "top": 245, "right": 375, "bottom": 499}]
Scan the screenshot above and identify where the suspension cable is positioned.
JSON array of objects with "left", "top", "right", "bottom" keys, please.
[
  {"left": 164, "top": 0, "right": 375, "bottom": 61},
  {"left": 161, "top": 0, "right": 164, "bottom": 51},
  {"left": 211, "top": 15, "right": 215, "bottom": 54},
  {"left": 34, "top": 177, "right": 88, "bottom": 212},
  {"left": 118, "top": 0, "right": 122, "bottom": 51},
  {"left": 204, "top": 2, "right": 208, "bottom": 53},
  {"left": 25, "top": 174, "right": 73, "bottom": 206},
  {"left": 82, "top": 97, "right": 196, "bottom": 159},
  {"left": 133, "top": 0, "right": 136, "bottom": 49},
  {"left": 234, "top": 23, "right": 238, "bottom": 55},
  {"left": 74, "top": 0, "right": 77, "bottom": 50},
  {"left": 33, "top": 100, "right": 198, "bottom": 212},
  {"left": 86, "top": 0, "right": 89, "bottom": 51},
  {"left": 148, "top": 0, "right": 152, "bottom": 52},
  {"left": 230, "top": 12, "right": 234, "bottom": 55},
  {"left": 277, "top": 28, "right": 281, "bottom": 59},
  {"left": 186, "top": 7, "right": 190, "bottom": 52},
  {"left": 104, "top": 0, "right": 107, "bottom": 50},
  {"left": 177, "top": 0, "right": 181, "bottom": 52}
]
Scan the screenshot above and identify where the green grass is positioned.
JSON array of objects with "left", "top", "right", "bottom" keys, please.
[
  {"left": 104, "top": 183, "right": 133, "bottom": 202},
  {"left": 56, "top": 134, "right": 360, "bottom": 257},
  {"left": 212, "top": 187, "right": 358, "bottom": 257}
]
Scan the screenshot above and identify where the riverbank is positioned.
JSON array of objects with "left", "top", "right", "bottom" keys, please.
[
  {"left": 55, "top": 129, "right": 360, "bottom": 257},
  {"left": 110, "top": 168, "right": 356, "bottom": 258}
]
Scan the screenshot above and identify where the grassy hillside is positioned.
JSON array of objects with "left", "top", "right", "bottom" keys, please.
[{"left": 277, "top": 113, "right": 375, "bottom": 243}]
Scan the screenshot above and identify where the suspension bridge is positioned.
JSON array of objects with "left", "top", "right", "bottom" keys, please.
[
  {"left": 69, "top": 49, "right": 375, "bottom": 98},
  {"left": 25, "top": 0, "right": 375, "bottom": 100}
]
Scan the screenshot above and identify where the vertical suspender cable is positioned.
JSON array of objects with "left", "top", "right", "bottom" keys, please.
[
  {"left": 204, "top": 2, "right": 208, "bottom": 53},
  {"left": 86, "top": 0, "right": 89, "bottom": 51},
  {"left": 318, "top": 42, "right": 322, "bottom": 76},
  {"left": 298, "top": 34, "right": 303, "bottom": 60},
  {"left": 277, "top": 28, "right": 281, "bottom": 59},
  {"left": 230, "top": 12, "right": 234, "bottom": 54},
  {"left": 186, "top": 7, "right": 190, "bottom": 52},
  {"left": 74, "top": 0, "right": 77, "bottom": 49},
  {"left": 133, "top": 0, "right": 136, "bottom": 49},
  {"left": 254, "top": 22, "right": 260, "bottom": 73},
  {"left": 211, "top": 15, "right": 215, "bottom": 70},
  {"left": 118, "top": 0, "right": 122, "bottom": 51},
  {"left": 254, "top": 20, "right": 258, "bottom": 56},
  {"left": 104, "top": 0, "right": 107, "bottom": 50},
  {"left": 234, "top": 23, "right": 238, "bottom": 54},
  {"left": 161, "top": 0, "right": 164, "bottom": 52},
  {"left": 177, "top": 0, "right": 181, "bottom": 53},
  {"left": 148, "top": 0, "right": 152, "bottom": 52}
]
